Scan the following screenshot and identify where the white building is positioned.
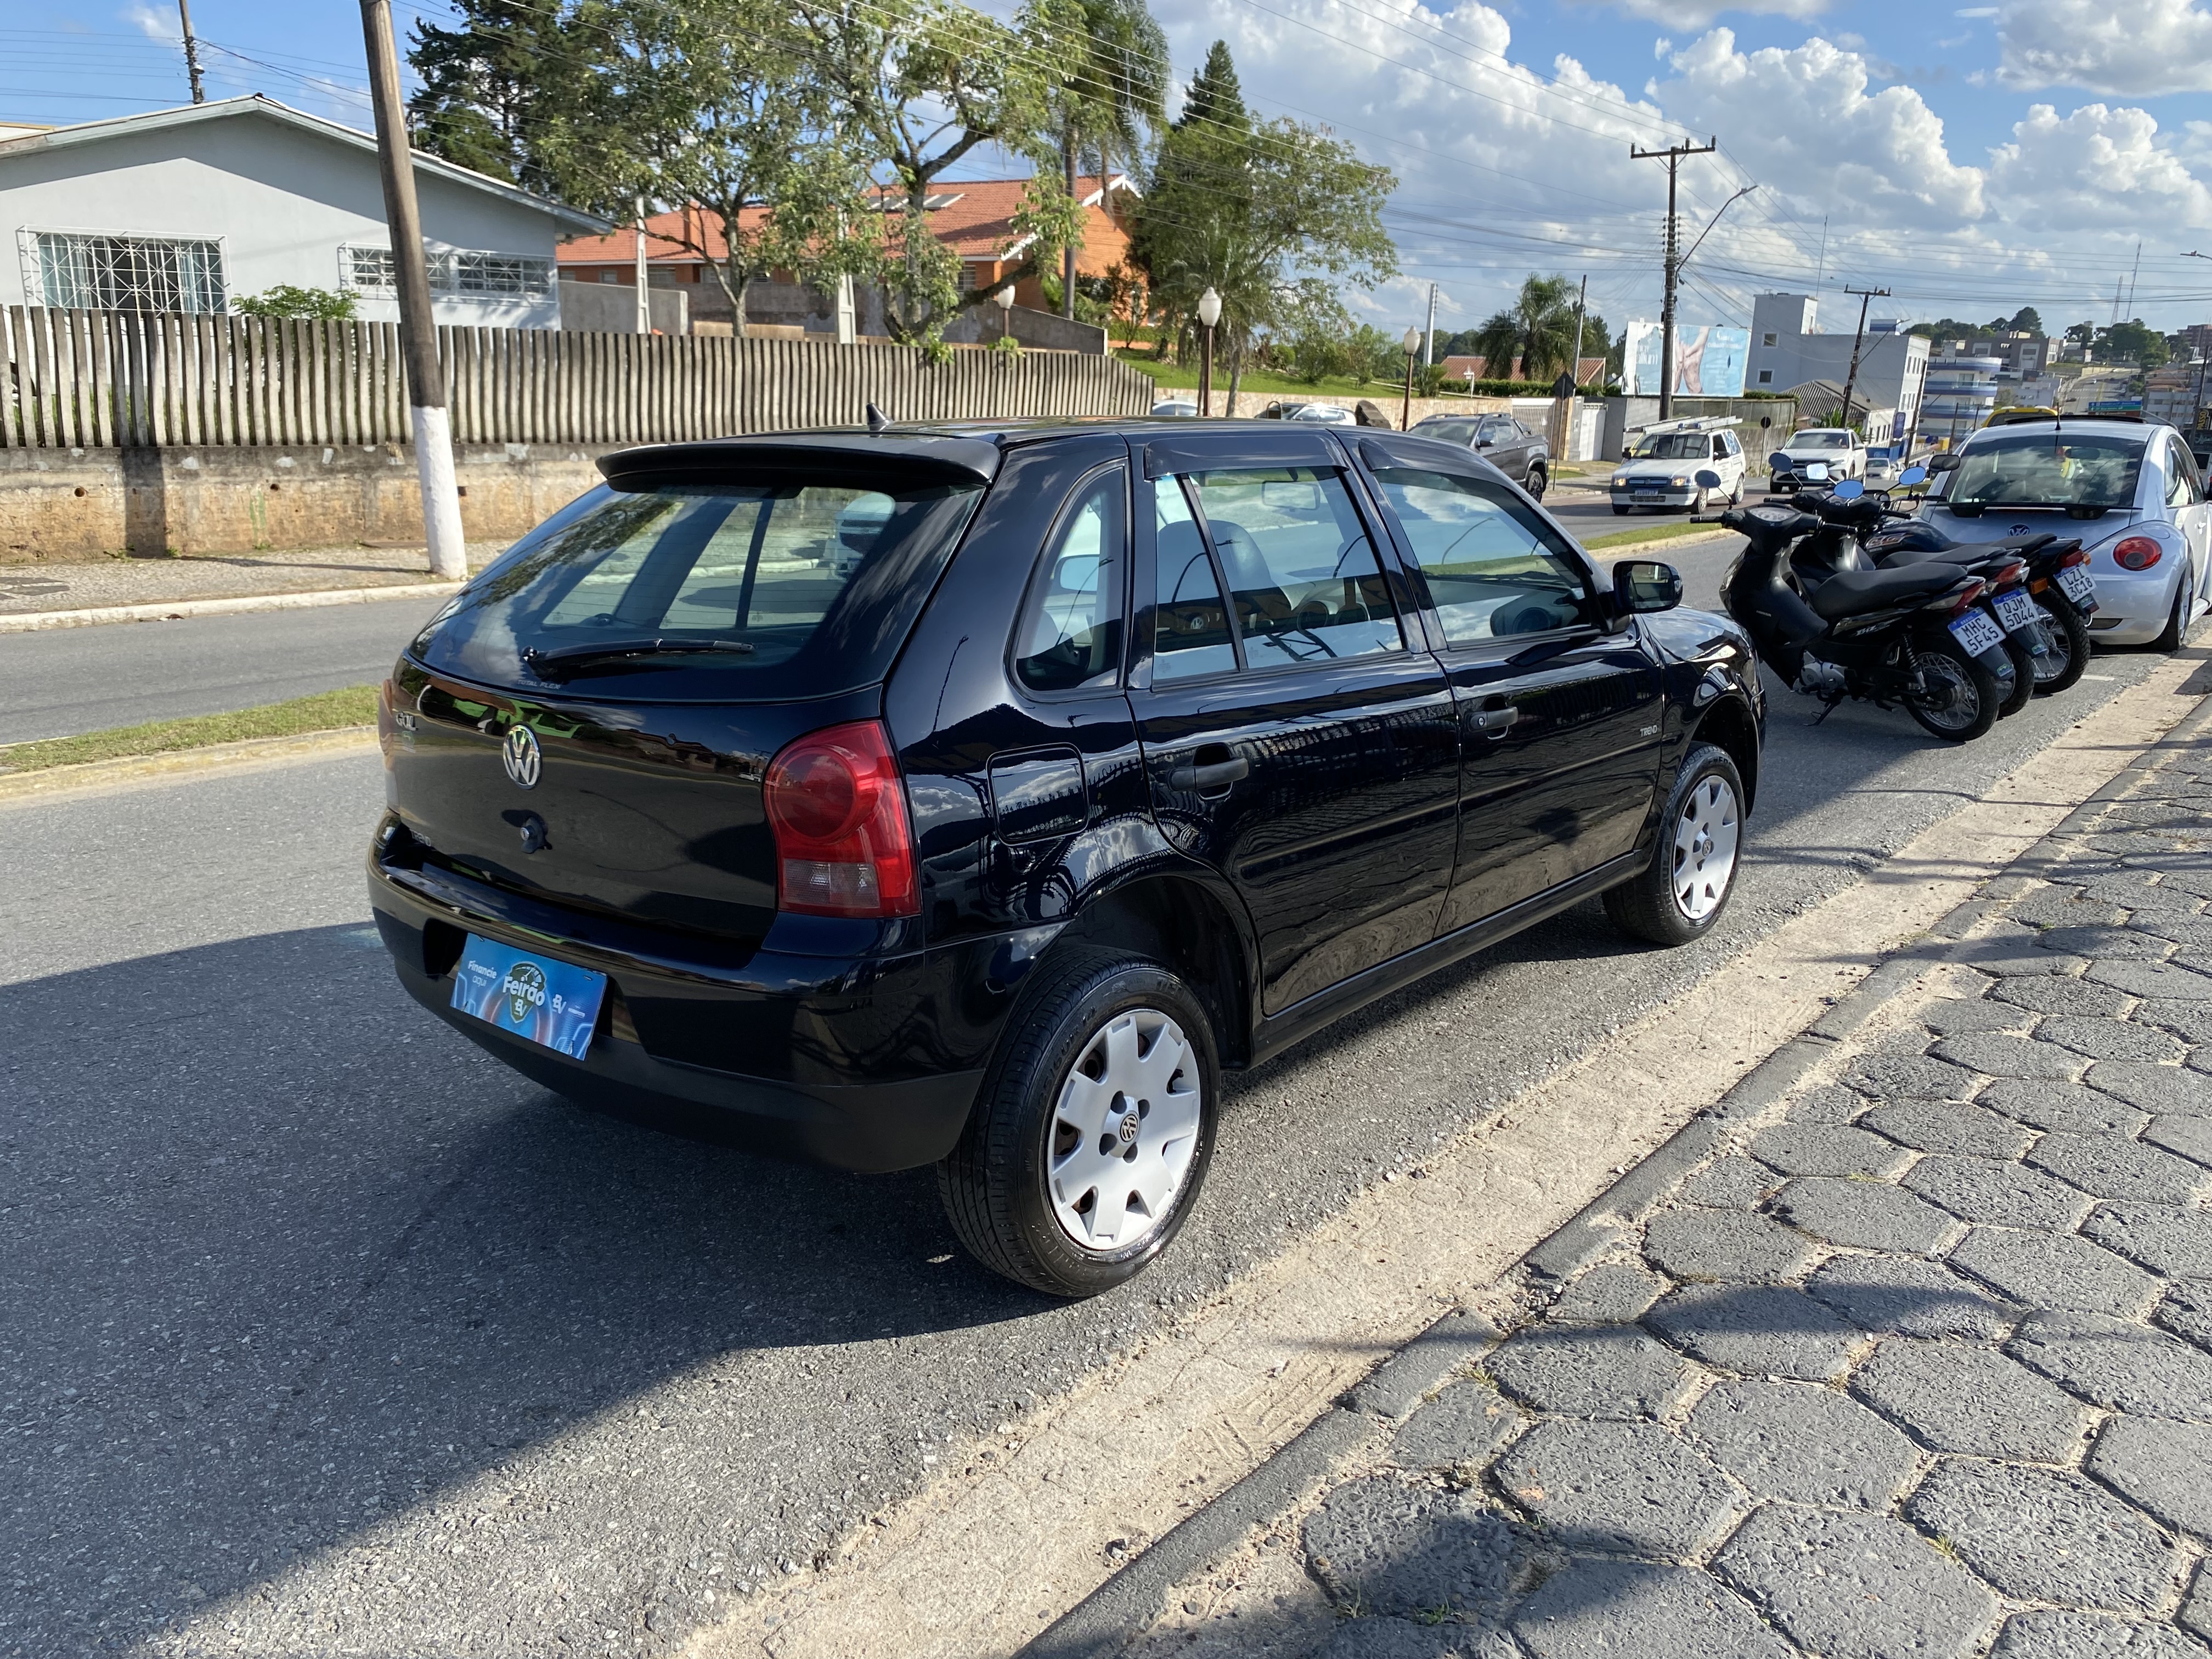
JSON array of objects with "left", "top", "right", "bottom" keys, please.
[
  {"left": 1747, "top": 292, "right": 1930, "bottom": 440},
  {"left": 1922, "top": 354, "right": 2001, "bottom": 441},
  {"left": 0, "top": 96, "right": 602, "bottom": 328}
]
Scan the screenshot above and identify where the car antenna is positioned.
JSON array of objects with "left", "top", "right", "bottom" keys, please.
[{"left": 865, "top": 403, "right": 892, "bottom": 435}]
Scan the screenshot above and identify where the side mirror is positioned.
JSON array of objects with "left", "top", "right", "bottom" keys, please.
[
  {"left": 1833, "top": 479, "right": 1865, "bottom": 500},
  {"left": 1926, "top": 452, "right": 1961, "bottom": 474},
  {"left": 1475, "top": 435, "right": 1496, "bottom": 448},
  {"left": 1899, "top": 465, "right": 1928, "bottom": 487},
  {"left": 1693, "top": 468, "right": 1723, "bottom": 489},
  {"left": 1613, "top": 559, "right": 1683, "bottom": 616}
]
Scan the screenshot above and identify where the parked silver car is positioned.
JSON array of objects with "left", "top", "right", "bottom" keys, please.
[{"left": 1921, "top": 415, "right": 2212, "bottom": 649}]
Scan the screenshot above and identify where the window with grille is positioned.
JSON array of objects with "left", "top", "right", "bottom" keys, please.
[
  {"left": 29, "top": 231, "right": 225, "bottom": 313},
  {"left": 340, "top": 244, "right": 551, "bottom": 300}
]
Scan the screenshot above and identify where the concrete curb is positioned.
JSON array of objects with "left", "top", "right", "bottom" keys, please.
[
  {"left": 0, "top": 726, "right": 377, "bottom": 803},
  {"left": 0, "top": 580, "right": 459, "bottom": 633},
  {"left": 1015, "top": 680, "right": 2212, "bottom": 1659}
]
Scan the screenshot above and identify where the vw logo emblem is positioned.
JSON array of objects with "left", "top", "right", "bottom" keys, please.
[
  {"left": 501, "top": 725, "right": 541, "bottom": 789},
  {"left": 2010, "top": 523, "right": 2031, "bottom": 535}
]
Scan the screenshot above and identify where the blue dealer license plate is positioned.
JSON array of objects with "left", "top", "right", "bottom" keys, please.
[{"left": 450, "top": 935, "right": 606, "bottom": 1059}]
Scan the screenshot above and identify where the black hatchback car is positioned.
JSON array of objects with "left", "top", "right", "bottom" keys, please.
[{"left": 368, "top": 419, "right": 1763, "bottom": 1296}]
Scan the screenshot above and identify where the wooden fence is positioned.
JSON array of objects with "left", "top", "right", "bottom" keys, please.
[{"left": 0, "top": 306, "right": 1155, "bottom": 450}]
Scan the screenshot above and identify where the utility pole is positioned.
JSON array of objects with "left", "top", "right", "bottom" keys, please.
[
  {"left": 1838, "top": 285, "right": 1889, "bottom": 437},
  {"left": 633, "top": 197, "right": 651, "bottom": 334},
  {"left": 1568, "top": 273, "right": 1589, "bottom": 387},
  {"left": 1423, "top": 281, "right": 1437, "bottom": 368},
  {"left": 177, "top": 0, "right": 205, "bottom": 103},
  {"left": 1631, "top": 137, "right": 1717, "bottom": 420},
  {"left": 359, "top": 0, "right": 467, "bottom": 582}
]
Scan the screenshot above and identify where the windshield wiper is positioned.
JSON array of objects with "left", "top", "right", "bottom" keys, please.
[{"left": 523, "top": 637, "right": 755, "bottom": 680}]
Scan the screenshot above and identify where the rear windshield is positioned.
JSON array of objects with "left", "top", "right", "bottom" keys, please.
[
  {"left": 409, "top": 478, "right": 983, "bottom": 701},
  {"left": 1947, "top": 431, "right": 2143, "bottom": 511}
]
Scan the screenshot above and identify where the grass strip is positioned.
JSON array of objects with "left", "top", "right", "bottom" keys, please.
[
  {"left": 0, "top": 684, "right": 379, "bottom": 774},
  {"left": 1579, "top": 520, "right": 1731, "bottom": 553}
]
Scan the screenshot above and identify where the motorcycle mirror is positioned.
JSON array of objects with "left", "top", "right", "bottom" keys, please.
[
  {"left": 1833, "top": 479, "right": 1865, "bottom": 500},
  {"left": 1802, "top": 461, "right": 1830, "bottom": 481},
  {"left": 1768, "top": 452, "right": 1791, "bottom": 471},
  {"left": 1693, "top": 468, "right": 1723, "bottom": 489},
  {"left": 1898, "top": 465, "right": 1928, "bottom": 487}
]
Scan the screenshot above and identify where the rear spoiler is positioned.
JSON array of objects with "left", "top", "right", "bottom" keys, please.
[{"left": 599, "top": 433, "right": 1002, "bottom": 491}]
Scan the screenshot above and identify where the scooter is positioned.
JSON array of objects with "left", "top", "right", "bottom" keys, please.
[
  {"left": 1698, "top": 467, "right": 2013, "bottom": 743},
  {"left": 1788, "top": 477, "right": 2039, "bottom": 718}
]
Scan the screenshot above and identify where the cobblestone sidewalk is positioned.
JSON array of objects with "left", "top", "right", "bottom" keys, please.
[{"left": 1097, "top": 696, "right": 2212, "bottom": 1659}]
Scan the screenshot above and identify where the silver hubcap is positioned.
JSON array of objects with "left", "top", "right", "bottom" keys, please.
[
  {"left": 1672, "top": 774, "right": 1740, "bottom": 922},
  {"left": 1048, "top": 1008, "right": 1203, "bottom": 1252}
]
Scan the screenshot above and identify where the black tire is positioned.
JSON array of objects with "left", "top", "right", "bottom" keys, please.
[
  {"left": 1603, "top": 742, "right": 1746, "bottom": 947},
  {"left": 1729, "top": 475, "right": 1745, "bottom": 506},
  {"left": 1527, "top": 464, "right": 1548, "bottom": 500},
  {"left": 1995, "top": 631, "right": 2035, "bottom": 717},
  {"left": 2153, "top": 574, "right": 2189, "bottom": 652},
  {"left": 2029, "top": 594, "right": 2090, "bottom": 695},
  {"left": 938, "top": 947, "right": 1220, "bottom": 1298},
  {"left": 1611, "top": 504, "right": 1630, "bottom": 517},
  {"left": 1903, "top": 636, "right": 2001, "bottom": 742}
]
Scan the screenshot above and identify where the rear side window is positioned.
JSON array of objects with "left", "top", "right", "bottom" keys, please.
[
  {"left": 1151, "top": 478, "right": 1236, "bottom": 682},
  {"left": 1184, "top": 467, "right": 1403, "bottom": 669},
  {"left": 1012, "top": 468, "right": 1126, "bottom": 692},
  {"left": 1369, "top": 466, "right": 1594, "bottom": 644},
  {"left": 411, "top": 478, "right": 981, "bottom": 701}
]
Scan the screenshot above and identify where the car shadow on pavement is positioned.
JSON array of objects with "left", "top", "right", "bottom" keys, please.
[{"left": 0, "top": 922, "right": 1046, "bottom": 1651}]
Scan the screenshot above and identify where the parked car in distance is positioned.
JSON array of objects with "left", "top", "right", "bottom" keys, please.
[
  {"left": 367, "top": 420, "right": 1764, "bottom": 1297},
  {"left": 1609, "top": 418, "right": 1744, "bottom": 514},
  {"left": 1150, "top": 398, "right": 1199, "bottom": 418},
  {"left": 1287, "top": 403, "right": 1357, "bottom": 425},
  {"left": 1920, "top": 414, "right": 2211, "bottom": 649},
  {"left": 1411, "top": 411, "right": 1550, "bottom": 498},
  {"left": 1769, "top": 427, "right": 1866, "bottom": 488}
]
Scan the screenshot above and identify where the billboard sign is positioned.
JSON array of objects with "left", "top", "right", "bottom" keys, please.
[{"left": 1624, "top": 323, "right": 1751, "bottom": 398}]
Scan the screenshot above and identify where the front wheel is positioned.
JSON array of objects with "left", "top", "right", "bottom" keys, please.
[
  {"left": 939, "top": 948, "right": 1219, "bottom": 1297},
  {"left": 1604, "top": 742, "right": 1745, "bottom": 946},
  {"left": 2029, "top": 594, "right": 2090, "bottom": 695},
  {"left": 1903, "top": 636, "right": 2001, "bottom": 743},
  {"left": 1527, "top": 464, "right": 1547, "bottom": 500},
  {"left": 1611, "top": 503, "right": 1631, "bottom": 517}
]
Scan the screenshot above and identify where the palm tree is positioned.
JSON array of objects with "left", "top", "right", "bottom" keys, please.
[
  {"left": 1054, "top": 0, "right": 1169, "bottom": 320},
  {"left": 1469, "top": 275, "right": 1580, "bottom": 385}
]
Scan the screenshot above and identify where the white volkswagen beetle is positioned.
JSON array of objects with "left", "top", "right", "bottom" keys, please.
[{"left": 1920, "top": 415, "right": 2211, "bottom": 650}]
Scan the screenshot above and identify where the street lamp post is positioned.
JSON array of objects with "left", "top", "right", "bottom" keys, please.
[
  {"left": 1197, "top": 287, "right": 1222, "bottom": 417},
  {"left": 994, "top": 284, "right": 1015, "bottom": 345},
  {"left": 1401, "top": 325, "right": 1421, "bottom": 430}
]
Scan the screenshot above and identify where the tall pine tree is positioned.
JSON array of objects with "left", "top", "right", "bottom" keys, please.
[{"left": 407, "top": 0, "right": 570, "bottom": 189}]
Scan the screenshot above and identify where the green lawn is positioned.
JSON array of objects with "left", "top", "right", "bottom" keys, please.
[
  {"left": 0, "top": 684, "right": 379, "bottom": 774},
  {"left": 1579, "top": 520, "right": 1730, "bottom": 553}
]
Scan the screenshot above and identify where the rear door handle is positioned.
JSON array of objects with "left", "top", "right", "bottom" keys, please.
[
  {"left": 1471, "top": 698, "right": 1520, "bottom": 737},
  {"left": 1170, "top": 756, "right": 1250, "bottom": 792}
]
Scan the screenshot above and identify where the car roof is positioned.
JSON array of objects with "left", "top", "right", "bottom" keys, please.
[{"left": 1960, "top": 417, "right": 2158, "bottom": 448}]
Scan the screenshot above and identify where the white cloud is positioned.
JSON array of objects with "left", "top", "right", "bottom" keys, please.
[
  {"left": 1598, "top": 0, "right": 1826, "bottom": 27},
  {"left": 1996, "top": 0, "right": 2212, "bottom": 93},
  {"left": 122, "top": 2, "right": 178, "bottom": 42},
  {"left": 1986, "top": 102, "right": 2212, "bottom": 227},
  {"left": 1954, "top": 6, "right": 1999, "bottom": 15}
]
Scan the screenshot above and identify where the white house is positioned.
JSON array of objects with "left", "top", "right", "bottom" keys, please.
[{"left": 0, "top": 96, "right": 603, "bottom": 329}]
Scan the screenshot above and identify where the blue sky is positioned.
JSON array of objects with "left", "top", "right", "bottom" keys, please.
[{"left": 9, "top": 0, "right": 2212, "bottom": 337}]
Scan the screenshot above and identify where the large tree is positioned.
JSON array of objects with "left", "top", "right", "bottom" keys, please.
[
  {"left": 406, "top": 0, "right": 572, "bottom": 189},
  {"left": 792, "top": 0, "right": 1086, "bottom": 349},
  {"left": 1048, "top": 0, "right": 1169, "bottom": 319},
  {"left": 1467, "top": 275, "right": 1579, "bottom": 384}
]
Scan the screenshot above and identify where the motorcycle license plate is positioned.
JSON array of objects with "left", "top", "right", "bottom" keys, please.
[
  {"left": 2055, "top": 564, "right": 2096, "bottom": 607},
  {"left": 1949, "top": 608, "right": 2007, "bottom": 658},
  {"left": 1993, "top": 588, "right": 2041, "bottom": 635}
]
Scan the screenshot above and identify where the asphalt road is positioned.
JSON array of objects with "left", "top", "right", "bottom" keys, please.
[
  {"left": 0, "top": 613, "right": 2175, "bottom": 1653},
  {"left": 0, "top": 595, "right": 444, "bottom": 747}
]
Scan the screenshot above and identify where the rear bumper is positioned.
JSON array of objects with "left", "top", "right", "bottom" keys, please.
[
  {"left": 2083, "top": 562, "right": 2190, "bottom": 644},
  {"left": 368, "top": 853, "right": 1043, "bottom": 1172}
]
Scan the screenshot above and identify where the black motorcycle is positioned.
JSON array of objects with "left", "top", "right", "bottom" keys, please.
[
  {"left": 1699, "top": 467, "right": 2012, "bottom": 743},
  {"left": 1787, "top": 477, "right": 2040, "bottom": 718}
]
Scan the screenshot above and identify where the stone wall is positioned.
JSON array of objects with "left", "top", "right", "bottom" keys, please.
[{"left": 0, "top": 444, "right": 608, "bottom": 563}]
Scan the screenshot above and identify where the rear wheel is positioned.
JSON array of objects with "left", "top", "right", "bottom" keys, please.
[
  {"left": 2153, "top": 573, "right": 2190, "bottom": 652},
  {"left": 1995, "top": 633, "right": 2035, "bottom": 717},
  {"left": 1604, "top": 743, "right": 1744, "bottom": 946},
  {"left": 2029, "top": 594, "right": 2090, "bottom": 695},
  {"left": 1903, "top": 637, "right": 2001, "bottom": 742},
  {"left": 939, "top": 948, "right": 1218, "bottom": 1297}
]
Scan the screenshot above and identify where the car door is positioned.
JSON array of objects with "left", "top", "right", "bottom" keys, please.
[
  {"left": 1475, "top": 416, "right": 1526, "bottom": 484},
  {"left": 1129, "top": 430, "right": 1461, "bottom": 1017},
  {"left": 1357, "top": 437, "right": 1668, "bottom": 930},
  {"left": 2163, "top": 435, "right": 2212, "bottom": 611}
]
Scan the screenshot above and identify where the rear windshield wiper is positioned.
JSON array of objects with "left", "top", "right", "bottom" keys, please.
[{"left": 523, "top": 637, "right": 755, "bottom": 680}]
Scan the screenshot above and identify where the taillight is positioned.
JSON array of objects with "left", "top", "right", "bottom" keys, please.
[
  {"left": 2113, "top": 537, "right": 2162, "bottom": 571},
  {"left": 2058, "top": 547, "right": 2089, "bottom": 568},
  {"left": 763, "top": 720, "right": 919, "bottom": 918},
  {"left": 1938, "top": 578, "right": 1986, "bottom": 614},
  {"left": 1991, "top": 560, "right": 2025, "bottom": 588}
]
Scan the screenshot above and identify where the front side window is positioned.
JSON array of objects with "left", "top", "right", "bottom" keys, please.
[
  {"left": 1013, "top": 469, "right": 1126, "bottom": 692},
  {"left": 32, "top": 231, "right": 224, "bottom": 313},
  {"left": 1369, "top": 465, "right": 1594, "bottom": 645},
  {"left": 1185, "top": 467, "right": 1403, "bottom": 669}
]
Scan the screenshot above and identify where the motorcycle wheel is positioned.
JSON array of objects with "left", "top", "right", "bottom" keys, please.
[
  {"left": 2029, "top": 595, "right": 2091, "bottom": 696},
  {"left": 1904, "top": 637, "right": 2001, "bottom": 743},
  {"left": 1995, "top": 634, "right": 2035, "bottom": 718}
]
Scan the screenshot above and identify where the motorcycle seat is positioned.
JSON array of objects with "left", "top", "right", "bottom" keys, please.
[{"left": 1807, "top": 563, "right": 1960, "bottom": 622}]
